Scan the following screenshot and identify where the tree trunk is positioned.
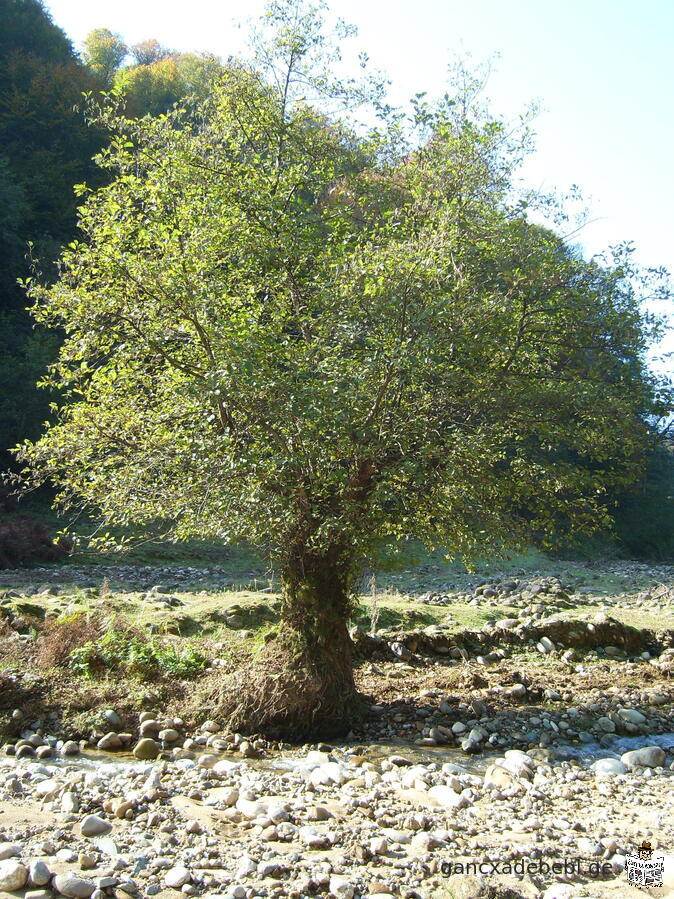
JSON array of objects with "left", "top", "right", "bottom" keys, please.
[{"left": 220, "top": 548, "right": 364, "bottom": 741}]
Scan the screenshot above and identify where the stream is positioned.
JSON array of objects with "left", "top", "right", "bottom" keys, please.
[{"left": 4, "top": 732, "right": 674, "bottom": 778}]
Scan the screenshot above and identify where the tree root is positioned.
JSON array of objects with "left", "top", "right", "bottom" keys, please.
[{"left": 211, "top": 640, "right": 365, "bottom": 741}]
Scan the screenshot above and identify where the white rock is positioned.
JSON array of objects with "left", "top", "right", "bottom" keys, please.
[
  {"left": 211, "top": 760, "right": 240, "bottom": 778},
  {"left": 267, "top": 802, "right": 289, "bottom": 823},
  {"left": 428, "top": 785, "right": 470, "bottom": 809},
  {"left": 235, "top": 857, "right": 256, "bottom": 878},
  {"left": 299, "top": 826, "right": 332, "bottom": 848},
  {"left": 35, "top": 778, "right": 61, "bottom": 799},
  {"left": 61, "top": 792, "right": 80, "bottom": 813},
  {"left": 0, "top": 843, "right": 22, "bottom": 860},
  {"left": 370, "top": 836, "right": 388, "bottom": 855},
  {"left": 309, "top": 762, "right": 346, "bottom": 786},
  {"left": 328, "top": 875, "right": 355, "bottom": 898},
  {"left": 590, "top": 758, "right": 627, "bottom": 777},
  {"left": 0, "top": 860, "right": 28, "bottom": 891},
  {"left": 235, "top": 798, "right": 267, "bottom": 820},
  {"left": 164, "top": 866, "right": 191, "bottom": 889},
  {"left": 206, "top": 786, "right": 239, "bottom": 807},
  {"left": 542, "top": 886, "right": 574, "bottom": 899}
]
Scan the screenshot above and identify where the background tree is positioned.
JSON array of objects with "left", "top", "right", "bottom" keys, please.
[
  {"left": 82, "top": 27, "right": 127, "bottom": 85},
  {"left": 17, "top": 0, "right": 671, "bottom": 737},
  {"left": 0, "top": 0, "right": 104, "bottom": 467},
  {"left": 113, "top": 52, "right": 224, "bottom": 117},
  {"left": 130, "top": 38, "right": 170, "bottom": 67}
]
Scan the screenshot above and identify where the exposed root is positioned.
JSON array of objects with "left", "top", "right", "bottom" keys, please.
[{"left": 212, "top": 638, "right": 365, "bottom": 741}]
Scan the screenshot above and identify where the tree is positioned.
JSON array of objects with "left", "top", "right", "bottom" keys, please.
[
  {"left": 17, "top": 0, "right": 670, "bottom": 738},
  {"left": 0, "top": 0, "right": 104, "bottom": 465},
  {"left": 130, "top": 39, "right": 170, "bottom": 67},
  {"left": 113, "top": 52, "right": 224, "bottom": 117},
  {"left": 82, "top": 27, "right": 127, "bottom": 84}
]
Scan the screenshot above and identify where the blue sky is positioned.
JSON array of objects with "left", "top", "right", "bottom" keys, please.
[{"left": 45, "top": 0, "right": 674, "bottom": 368}]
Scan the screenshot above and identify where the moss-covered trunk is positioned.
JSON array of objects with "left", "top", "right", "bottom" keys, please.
[{"left": 221, "top": 548, "right": 364, "bottom": 741}]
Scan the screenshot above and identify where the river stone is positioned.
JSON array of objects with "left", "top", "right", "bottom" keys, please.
[
  {"left": 428, "top": 785, "right": 470, "bottom": 809},
  {"left": 0, "top": 842, "right": 22, "bottom": 860},
  {"left": 158, "top": 728, "right": 180, "bottom": 743},
  {"left": 139, "top": 720, "right": 160, "bottom": 737},
  {"left": 236, "top": 798, "right": 267, "bottom": 820},
  {"left": 164, "top": 866, "right": 191, "bottom": 889},
  {"left": 328, "top": 876, "right": 355, "bottom": 899},
  {"left": 61, "top": 740, "right": 80, "bottom": 756},
  {"left": 80, "top": 814, "right": 112, "bottom": 837},
  {"left": 483, "top": 763, "right": 526, "bottom": 793},
  {"left": 53, "top": 873, "right": 96, "bottom": 898},
  {"left": 618, "top": 708, "right": 647, "bottom": 725},
  {"left": 299, "top": 826, "right": 332, "bottom": 848},
  {"left": 591, "top": 758, "right": 627, "bottom": 777},
  {"left": 133, "top": 738, "right": 160, "bottom": 760},
  {"left": 102, "top": 709, "right": 122, "bottom": 729},
  {"left": 596, "top": 716, "right": 616, "bottom": 733},
  {"left": 15, "top": 744, "right": 35, "bottom": 759},
  {"left": 29, "top": 860, "right": 52, "bottom": 886},
  {"left": 309, "top": 762, "right": 346, "bottom": 786},
  {"left": 35, "top": 778, "right": 61, "bottom": 800},
  {"left": 507, "top": 683, "right": 527, "bottom": 698},
  {"left": 97, "top": 732, "right": 123, "bottom": 751},
  {"left": 62, "top": 791, "right": 79, "bottom": 813},
  {"left": 621, "top": 746, "right": 666, "bottom": 768},
  {"left": 541, "top": 888, "right": 575, "bottom": 899},
  {"left": 0, "top": 860, "right": 28, "bottom": 891},
  {"left": 212, "top": 759, "right": 239, "bottom": 777}
]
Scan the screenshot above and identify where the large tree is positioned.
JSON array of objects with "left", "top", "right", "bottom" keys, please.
[{"left": 17, "top": 1, "right": 670, "bottom": 737}]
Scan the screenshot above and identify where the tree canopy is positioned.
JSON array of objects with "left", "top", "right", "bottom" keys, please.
[{"left": 16, "top": 0, "right": 672, "bottom": 736}]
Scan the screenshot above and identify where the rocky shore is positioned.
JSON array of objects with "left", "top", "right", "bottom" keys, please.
[
  {"left": 1, "top": 560, "right": 673, "bottom": 898},
  {"left": 1, "top": 698, "right": 673, "bottom": 899}
]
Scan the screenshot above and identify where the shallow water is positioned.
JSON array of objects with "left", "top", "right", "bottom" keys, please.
[
  {"left": 554, "top": 731, "right": 674, "bottom": 761},
  {"left": 3, "top": 733, "right": 673, "bottom": 778}
]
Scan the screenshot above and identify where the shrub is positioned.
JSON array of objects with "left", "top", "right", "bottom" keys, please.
[
  {"left": 34, "top": 612, "right": 103, "bottom": 668},
  {"left": 67, "top": 628, "right": 207, "bottom": 680},
  {"left": 0, "top": 516, "right": 71, "bottom": 568}
]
